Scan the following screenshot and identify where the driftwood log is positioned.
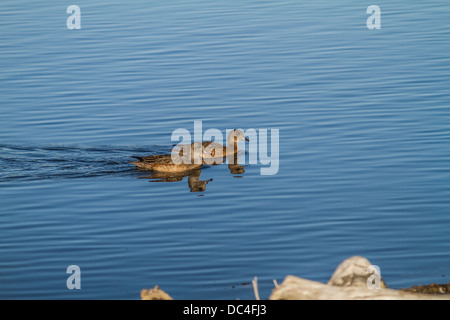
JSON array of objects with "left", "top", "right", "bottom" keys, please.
[
  {"left": 141, "top": 285, "right": 173, "bottom": 300},
  {"left": 269, "top": 256, "right": 450, "bottom": 300}
]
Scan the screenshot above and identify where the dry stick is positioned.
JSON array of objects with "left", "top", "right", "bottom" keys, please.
[{"left": 252, "top": 276, "right": 260, "bottom": 300}]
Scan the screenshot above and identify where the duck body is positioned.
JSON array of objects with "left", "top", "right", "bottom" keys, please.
[
  {"left": 178, "top": 141, "right": 228, "bottom": 158},
  {"left": 174, "top": 129, "right": 248, "bottom": 160},
  {"left": 130, "top": 154, "right": 201, "bottom": 173}
]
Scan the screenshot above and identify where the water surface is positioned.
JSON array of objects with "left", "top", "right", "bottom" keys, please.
[{"left": 1, "top": 1, "right": 450, "bottom": 299}]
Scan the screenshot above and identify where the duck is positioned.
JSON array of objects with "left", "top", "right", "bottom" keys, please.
[
  {"left": 173, "top": 129, "right": 249, "bottom": 161},
  {"left": 131, "top": 140, "right": 209, "bottom": 172},
  {"left": 130, "top": 154, "right": 202, "bottom": 172}
]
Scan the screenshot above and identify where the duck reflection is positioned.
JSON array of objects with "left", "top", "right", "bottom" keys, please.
[
  {"left": 139, "top": 169, "right": 212, "bottom": 192},
  {"left": 227, "top": 153, "right": 246, "bottom": 175},
  {"left": 136, "top": 153, "right": 246, "bottom": 192}
]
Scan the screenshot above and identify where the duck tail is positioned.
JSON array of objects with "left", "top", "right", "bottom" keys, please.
[
  {"left": 130, "top": 160, "right": 146, "bottom": 168},
  {"left": 132, "top": 156, "right": 145, "bottom": 162}
]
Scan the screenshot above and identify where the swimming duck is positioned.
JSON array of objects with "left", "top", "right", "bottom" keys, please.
[
  {"left": 130, "top": 154, "right": 202, "bottom": 172},
  {"left": 174, "top": 129, "right": 249, "bottom": 160}
]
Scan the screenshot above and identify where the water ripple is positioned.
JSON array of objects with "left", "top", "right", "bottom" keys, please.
[{"left": 0, "top": 144, "right": 168, "bottom": 182}]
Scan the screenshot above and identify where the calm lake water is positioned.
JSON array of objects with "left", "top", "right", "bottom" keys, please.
[{"left": 1, "top": 1, "right": 449, "bottom": 299}]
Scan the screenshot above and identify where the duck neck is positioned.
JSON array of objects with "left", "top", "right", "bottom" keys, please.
[{"left": 227, "top": 137, "right": 238, "bottom": 153}]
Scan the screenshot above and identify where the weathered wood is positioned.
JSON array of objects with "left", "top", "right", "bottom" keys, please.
[
  {"left": 327, "top": 255, "right": 387, "bottom": 288},
  {"left": 269, "top": 256, "right": 450, "bottom": 300},
  {"left": 141, "top": 285, "right": 173, "bottom": 300},
  {"left": 269, "top": 276, "right": 450, "bottom": 300}
]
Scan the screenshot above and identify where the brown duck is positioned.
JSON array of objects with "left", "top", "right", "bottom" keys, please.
[
  {"left": 130, "top": 154, "right": 202, "bottom": 173},
  {"left": 173, "top": 129, "right": 249, "bottom": 162}
]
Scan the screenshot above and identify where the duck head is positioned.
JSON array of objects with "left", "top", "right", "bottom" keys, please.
[{"left": 229, "top": 129, "right": 250, "bottom": 142}]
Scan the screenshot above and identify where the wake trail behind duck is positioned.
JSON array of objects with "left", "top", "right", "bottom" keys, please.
[{"left": 0, "top": 143, "right": 170, "bottom": 182}]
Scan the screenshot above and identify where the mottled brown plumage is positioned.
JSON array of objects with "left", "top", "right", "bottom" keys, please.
[
  {"left": 130, "top": 154, "right": 201, "bottom": 172},
  {"left": 174, "top": 129, "right": 249, "bottom": 162}
]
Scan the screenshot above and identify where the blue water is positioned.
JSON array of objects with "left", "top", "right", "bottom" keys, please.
[{"left": 1, "top": 1, "right": 449, "bottom": 299}]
